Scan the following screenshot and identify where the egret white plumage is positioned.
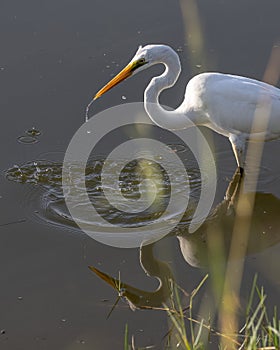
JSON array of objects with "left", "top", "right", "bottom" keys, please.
[{"left": 94, "top": 44, "right": 280, "bottom": 171}]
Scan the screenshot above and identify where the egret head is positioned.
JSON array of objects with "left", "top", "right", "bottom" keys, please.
[{"left": 93, "top": 44, "right": 174, "bottom": 100}]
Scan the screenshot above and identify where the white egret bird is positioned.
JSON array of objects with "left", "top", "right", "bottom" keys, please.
[{"left": 94, "top": 44, "right": 280, "bottom": 171}]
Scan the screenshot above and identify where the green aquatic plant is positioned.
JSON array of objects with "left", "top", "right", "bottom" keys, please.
[{"left": 123, "top": 275, "right": 280, "bottom": 350}]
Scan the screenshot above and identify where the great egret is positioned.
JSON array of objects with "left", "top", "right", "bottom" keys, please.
[{"left": 94, "top": 44, "right": 280, "bottom": 171}]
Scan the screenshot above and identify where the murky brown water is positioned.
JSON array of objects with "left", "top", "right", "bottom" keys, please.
[{"left": 1, "top": 0, "right": 280, "bottom": 349}]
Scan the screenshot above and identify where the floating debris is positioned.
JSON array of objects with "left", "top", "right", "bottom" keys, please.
[{"left": 26, "top": 127, "right": 41, "bottom": 137}]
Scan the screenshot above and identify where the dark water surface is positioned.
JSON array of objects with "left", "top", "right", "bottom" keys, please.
[{"left": 1, "top": 0, "right": 280, "bottom": 349}]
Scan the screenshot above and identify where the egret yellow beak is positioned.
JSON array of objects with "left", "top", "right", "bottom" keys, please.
[{"left": 94, "top": 62, "right": 135, "bottom": 100}]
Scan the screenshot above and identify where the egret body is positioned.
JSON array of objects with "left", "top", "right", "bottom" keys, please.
[{"left": 94, "top": 44, "right": 280, "bottom": 169}]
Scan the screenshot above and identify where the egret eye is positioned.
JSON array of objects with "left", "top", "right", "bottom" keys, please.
[{"left": 138, "top": 58, "right": 145, "bottom": 64}]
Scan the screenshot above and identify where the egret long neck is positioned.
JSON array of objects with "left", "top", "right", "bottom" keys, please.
[{"left": 144, "top": 52, "right": 195, "bottom": 130}]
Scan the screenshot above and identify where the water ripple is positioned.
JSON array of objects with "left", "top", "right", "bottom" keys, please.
[{"left": 5, "top": 158, "right": 202, "bottom": 233}]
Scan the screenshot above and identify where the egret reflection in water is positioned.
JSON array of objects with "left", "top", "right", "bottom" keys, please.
[
  {"left": 89, "top": 168, "right": 280, "bottom": 310},
  {"left": 178, "top": 168, "right": 280, "bottom": 268},
  {"left": 89, "top": 242, "right": 174, "bottom": 311},
  {"left": 5, "top": 160, "right": 280, "bottom": 310}
]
